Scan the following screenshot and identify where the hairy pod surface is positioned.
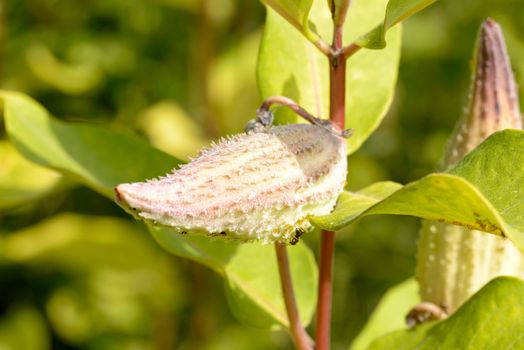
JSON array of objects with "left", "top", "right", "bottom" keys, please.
[
  {"left": 115, "top": 124, "right": 347, "bottom": 244},
  {"left": 416, "top": 19, "right": 524, "bottom": 315}
]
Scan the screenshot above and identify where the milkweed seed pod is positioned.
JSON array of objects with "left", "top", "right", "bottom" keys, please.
[
  {"left": 115, "top": 123, "right": 347, "bottom": 244},
  {"left": 414, "top": 19, "right": 524, "bottom": 318}
]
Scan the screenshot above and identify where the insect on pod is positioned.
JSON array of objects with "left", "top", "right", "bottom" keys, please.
[{"left": 115, "top": 100, "right": 350, "bottom": 244}]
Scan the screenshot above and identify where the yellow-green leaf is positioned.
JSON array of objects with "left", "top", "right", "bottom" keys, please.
[
  {"left": 311, "top": 130, "right": 524, "bottom": 251},
  {"left": 351, "top": 279, "right": 419, "bottom": 350},
  {"left": 368, "top": 277, "right": 524, "bottom": 350},
  {"left": 260, "top": 0, "right": 317, "bottom": 42},
  {"left": 257, "top": 0, "right": 401, "bottom": 154},
  {"left": 2, "top": 91, "right": 180, "bottom": 197},
  {"left": 357, "top": 0, "right": 437, "bottom": 49},
  {"left": 0, "top": 141, "right": 65, "bottom": 210}
]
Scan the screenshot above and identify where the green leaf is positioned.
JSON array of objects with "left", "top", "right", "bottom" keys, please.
[
  {"left": 368, "top": 277, "right": 524, "bottom": 350},
  {"left": 357, "top": 0, "right": 437, "bottom": 49},
  {"left": 151, "top": 227, "right": 317, "bottom": 328},
  {"left": 448, "top": 130, "right": 524, "bottom": 235},
  {"left": 259, "top": 0, "right": 317, "bottom": 42},
  {"left": 313, "top": 181, "right": 403, "bottom": 230},
  {"left": 1, "top": 91, "right": 181, "bottom": 197},
  {"left": 257, "top": 0, "right": 401, "bottom": 154},
  {"left": 224, "top": 242, "right": 316, "bottom": 328},
  {"left": 311, "top": 130, "right": 524, "bottom": 251},
  {"left": 312, "top": 175, "right": 502, "bottom": 232},
  {"left": 350, "top": 279, "right": 419, "bottom": 350},
  {"left": 0, "top": 141, "right": 66, "bottom": 210},
  {"left": 2, "top": 91, "right": 318, "bottom": 329}
]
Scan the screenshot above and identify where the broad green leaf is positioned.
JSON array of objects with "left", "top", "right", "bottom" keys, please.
[
  {"left": 312, "top": 130, "right": 524, "bottom": 251},
  {"left": 1, "top": 91, "right": 181, "bottom": 197},
  {"left": 315, "top": 182, "right": 402, "bottom": 229},
  {"left": 351, "top": 279, "right": 419, "bottom": 350},
  {"left": 0, "top": 141, "right": 66, "bottom": 210},
  {"left": 152, "top": 227, "right": 318, "bottom": 328},
  {"left": 149, "top": 227, "right": 239, "bottom": 274},
  {"left": 2, "top": 91, "right": 318, "bottom": 329},
  {"left": 312, "top": 175, "right": 501, "bottom": 232},
  {"left": 260, "top": 0, "right": 317, "bottom": 42},
  {"left": 357, "top": 0, "right": 437, "bottom": 49},
  {"left": 448, "top": 130, "right": 524, "bottom": 235},
  {"left": 0, "top": 306, "right": 50, "bottom": 350},
  {"left": 257, "top": 0, "right": 401, "bottom": 154},
  {"left": 224, "top": 242, "right": 316, "bottom": 328},
  {"left": 368, "top": 277, "right": 524, "bottom": 350}
]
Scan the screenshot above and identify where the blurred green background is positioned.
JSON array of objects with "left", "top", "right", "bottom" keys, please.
[{"left": 0, "top": 0, "right": 523, "bottom": 349}]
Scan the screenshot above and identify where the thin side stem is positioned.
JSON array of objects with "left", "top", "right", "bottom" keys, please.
[
  {"left": 275, "top": 243, "right": 314, "bottom": 350},
  {"left": 316, "top": 2, "right": 351, "bottom": 349},
  {"left": 340, "top": 42, "right": 362, "bottom": 60},
  {"left": 259, "top": 95, "right": 322, "bottom": 124},
  {"left": 314, "top": 38, "right": 334, "bottom": 56},
  {"left": 316, "top": 231, "right": 336, "bottom": 350},
  {"left": 258, "top": 96, "right": 351, "bottom": 138}
]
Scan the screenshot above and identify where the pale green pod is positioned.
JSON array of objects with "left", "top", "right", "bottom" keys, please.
[
  {"left": 416, "top": 222, "right": 524, "bottom": 314},
  {"left": 115, "top": 123, "right": 347, "bottom": 244},
  {"left": 415, "top": 19, "right": 524, "bottom": 317}
]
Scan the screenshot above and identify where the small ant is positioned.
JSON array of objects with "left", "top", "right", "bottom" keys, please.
[{"left": 290, "top": 228, "right": 305, "bottom": 245}]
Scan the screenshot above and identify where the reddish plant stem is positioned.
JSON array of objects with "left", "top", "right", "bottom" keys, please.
[
  {"left": 259, "top": 95, "right": 323, "bottom": 124},
  {"left": 268, "top": 3, "right": 360, "bottom": 349},
  {"left": 275, "top": 243, "right": 314, "bottom": 350},
  {"left": 315, "top": 9, "right": 348, "bottom": 350},
  {"left": 329, "top": 57, "right": 346, "bottom": 129}
]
